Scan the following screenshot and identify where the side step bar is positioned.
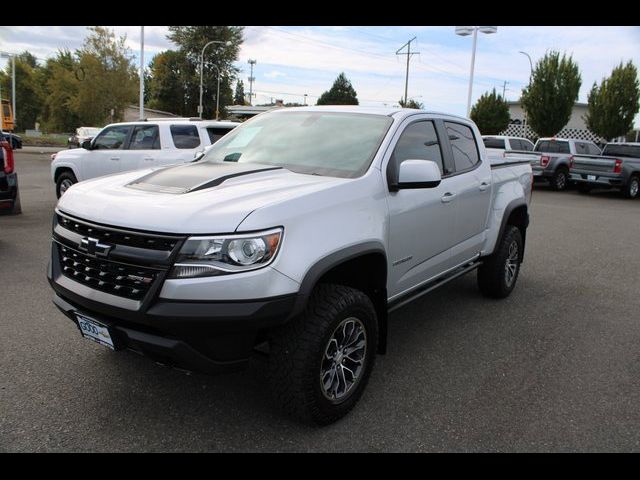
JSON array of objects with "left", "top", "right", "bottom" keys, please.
[{"left": 387, "top": 261, "right": 482, "bottom": 313}]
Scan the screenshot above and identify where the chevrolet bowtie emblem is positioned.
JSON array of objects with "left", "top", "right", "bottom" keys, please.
[{"left": 79, "top": 237, "right": 113, "bottom": 257}]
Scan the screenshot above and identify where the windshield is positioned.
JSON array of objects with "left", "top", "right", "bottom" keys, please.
[
  {"left": 201, "top": 111, "right": 393, "bottom": 178},
  {"left": 602, "top": 144, "right": 640, "bottom": 159}
]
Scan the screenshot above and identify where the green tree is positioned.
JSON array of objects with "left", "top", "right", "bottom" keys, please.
[
  {"left": 316, "top": 73, "right": 359, "bottom": 105},
  {"left": 70, "top": 27, "right": 138, "bottom": 126},
  {"left": 520, "top": 51, "right": 581, "bottom": 137},
  {"left": 147, "top": 50, "right": 192, "bottom": 115},
  {"left": 585, "top": 61, "right": 640, "bottom": 141},
  {"left": 40, "top": 49, "right": 81, "bottom": 132},
  {"left": 399, "top": 98, "right": 424, "bottom": 109},
  {"left": 234, "top": 79, "right": 246, "bottom": 105},
  {"left": 0, "top": 50, "right": 45, "bottom": 131},
  {"left": 162, "top": 26, "right": 244, "bottom": 118},
  {"left": 470, "top": 89, "right": 510, "bottom": 135}
]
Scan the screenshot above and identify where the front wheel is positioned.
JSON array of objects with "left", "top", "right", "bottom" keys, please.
[
  {"left": 268, "top": 284, "right": 378, "bottom": 425},
  {"left": 478, "top": 225, "right": 523, "bottom": 298},
  {"left": 623, "top": 175, "right": 639, "bottom": 199},
  {"left": 55, "top": 171, "right": 77, "bottom": 198}
]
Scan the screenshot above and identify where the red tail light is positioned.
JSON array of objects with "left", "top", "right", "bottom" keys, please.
[
  {"left": 1, "top": 140, "right": 14, "bottom": 174},
  {"left": 613, "top": 159, "right": 623, "bottom": 174},
  {"left": 540, "top": 155, "right": 550, "bottom": 167},
  {"left": 568, "top": 155, "right": 574, "bottom": 169}
]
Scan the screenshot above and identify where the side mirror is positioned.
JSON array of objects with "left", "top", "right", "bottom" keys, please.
[
  {"left": 81, "top": 139, "right": 92, "bottom": 150},
  {"left": 192, "top": 150, "right": 206, "bottom": 162},
  {"left": 394, "top": 159, "right": 442, "bottom": 190}
]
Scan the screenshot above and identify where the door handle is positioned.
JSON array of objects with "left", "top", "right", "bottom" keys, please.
[
  {"left": 441, "top": 192, "right": 456, "bottom": 203},
  {"left": 479, "top": 181, "right": 490, "bottom": 191},
  {"left": 110, "top": 156, "right": 120, "bottom": 161},
  {"left": 144, "top": 157, "right": 154, "bottom": 162}
]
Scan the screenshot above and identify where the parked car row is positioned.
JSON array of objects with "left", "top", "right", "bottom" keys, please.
[
  {"left": 486, "top": 135, "right": 639, "bottom": 199},
  {"left": 51, "top": 118, "right": 240, "bottom": 198}
]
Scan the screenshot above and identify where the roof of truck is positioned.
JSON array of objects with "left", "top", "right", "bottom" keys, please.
[{"left": 266, "top": 105, "right": 469, "bottom": 121}]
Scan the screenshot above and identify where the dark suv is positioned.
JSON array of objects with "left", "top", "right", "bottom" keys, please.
[{"left": 0, "top": 130, "right": 21, "bottom": 214}]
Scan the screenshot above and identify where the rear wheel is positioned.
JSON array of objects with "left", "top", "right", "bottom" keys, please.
[
  {"left": 268, "top": 284, "right": 378, "bottom": 425},
  {"left": 56, "top": 171, "right": 77, "bottom": 198},
  {"left": 550, "top": 167, "right": 569, "bottom": 191},
  {"left": 478, "top": 225, "right": 523, "bottom": 298},
  {"left": 623, "top": 175, "right": 639, "bottom": 199}
]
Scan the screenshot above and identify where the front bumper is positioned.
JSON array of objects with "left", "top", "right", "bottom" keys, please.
[{"left": 48, "top": 242, "right": 299, "bottom": 374}]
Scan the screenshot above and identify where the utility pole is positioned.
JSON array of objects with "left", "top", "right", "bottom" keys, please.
[
  {"left": 248, "top": 59, "right": 257, "bottom": 106},
  {"left": 139, "top": 26, "right": 144, "bottom": 119},
  {"left": 502, "top": 80, "right": 508, "bottom": 99},
  {"left": 396, "top": 37, "right": 419, "bottom": 106}
]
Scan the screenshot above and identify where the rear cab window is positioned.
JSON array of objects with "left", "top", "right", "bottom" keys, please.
[
  {"left": 535, "top": 140, "right": 570, "bottom": 154},
  {"left": 170, "top": 124, "right": 201, "bottom": 149},
  {"left": 602, "top": 144, "right": 640, "bottom": 158},
  {"left": 483, "top": 137, "right": 505, "bottom": 149}
]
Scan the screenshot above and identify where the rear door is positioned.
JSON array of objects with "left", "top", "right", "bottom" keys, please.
[
  {"left": 121, "top": 124, "right": 161, "bottom": 171},
  {"left": 440, "top": 120, "right": 492, "bottom": 265}
]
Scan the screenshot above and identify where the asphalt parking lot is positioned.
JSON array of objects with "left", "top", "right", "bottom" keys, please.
[{"left": 1, "top": 151, "right": 639, "bottom": 452}]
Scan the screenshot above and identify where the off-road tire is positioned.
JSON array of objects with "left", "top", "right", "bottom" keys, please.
[
  {"left": 477, "top": 225, "right": 523, "bottom": 299},
  {"left": 268, "top": 283, "right": 378, "bottom": 425},
  {"left": 55, "top": 171, "right": 77, "bottom": 199},
  {"left": 622, "top": 175, "right": 639, "bottom": 199},
  {"left": 550, "top": 167, "right": 569, "bottom": 191}
]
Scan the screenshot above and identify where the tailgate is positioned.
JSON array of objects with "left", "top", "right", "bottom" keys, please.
[
  {"left": 502, "top": 150, "right": 540, "bottom": 166},
  {"left": 571, "top": 155, "right": 617, "bottom": 173}
]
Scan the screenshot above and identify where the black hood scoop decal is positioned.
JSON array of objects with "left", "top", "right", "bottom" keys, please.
[{"left": 126, "top": 162, "right": 283, "bottom": 194}]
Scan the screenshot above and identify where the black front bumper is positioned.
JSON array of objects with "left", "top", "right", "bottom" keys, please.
[{"left": 48, "top": 244, "right": 298, "bottom": 374}]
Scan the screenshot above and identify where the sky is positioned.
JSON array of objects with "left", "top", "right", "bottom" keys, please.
[{"left": 1, "top": 26, "right": 639, "bottom": 125}]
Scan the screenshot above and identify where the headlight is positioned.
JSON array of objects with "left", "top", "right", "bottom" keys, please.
[{"left": 169, "top": 227, "right": 283, "bottom": 279}]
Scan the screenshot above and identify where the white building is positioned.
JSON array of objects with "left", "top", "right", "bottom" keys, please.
[{"left": 501, "top": 100, "right": 606, "bottom": 144}]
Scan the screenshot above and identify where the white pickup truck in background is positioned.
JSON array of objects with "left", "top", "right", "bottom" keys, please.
[
  {"left": 482, "top": 135, "right": 535, "bottom": 163},
  {"left": 50, "top": 119, "right": 240, "bottom": 198},
  {"left": 48, "top": 106, "right": 532, "bottom": 425}
]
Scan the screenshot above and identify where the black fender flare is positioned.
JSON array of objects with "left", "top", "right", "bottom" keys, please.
[{"left": 288, "top": 241, "right": 389, "bottom": 354}]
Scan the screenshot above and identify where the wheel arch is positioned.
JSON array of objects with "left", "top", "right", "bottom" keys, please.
[
  {"left": 290, "top": 242, "right": 389, "bottom": 354},
  {"left": 498, "top": 201, "right": 529, "bottom": 262},
  {"left": 53, "top": 165, "right": 78, "bottom": 183}
]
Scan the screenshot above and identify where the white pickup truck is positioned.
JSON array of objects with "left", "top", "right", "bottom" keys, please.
[
  {"left": 51, "top": 119, "right": 240, "bottom": 198},
  {"left": 47, "top": 106, "right": 532, "bottom": 425}
]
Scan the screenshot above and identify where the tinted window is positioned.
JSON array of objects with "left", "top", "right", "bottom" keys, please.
[
  {"left": 602, "top": 144, "right": 640, "bottom": 158},
  {"left": 509, "top": 139, "right": 523, "bottom": 151},
  {"left": 574, "top": 142, "right": 589, "bottom": 155},
  {"left": 92, "top": 125, "right": 131, "bottom": 150},
  {"left": 206, "top": 126, "right": 234, "bottom": 144},
  {"left": 535, "top": 140, "right": 570, "bottom": 154},
  {"left": 392, "top": 121, "right": 444, "bottom": 174},
  {"left": 483, "top": 137, "right": 505, "bottom": 149},
  {"left": 445, "top": 122, "right": 479, "bottom": 172},
  {"left": 170, "top": 124, "right": 201, "bottom": 149},
  {"left": 129, "top": 125, "right": 160, "bottom": 150}
]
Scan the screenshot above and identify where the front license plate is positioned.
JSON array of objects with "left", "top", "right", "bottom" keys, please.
[
  {"left": 76, "top": 314, "right": 115, "bottom": 350},
  {"left": 587, "top": 175, "right": 597, "bottom": 181}
]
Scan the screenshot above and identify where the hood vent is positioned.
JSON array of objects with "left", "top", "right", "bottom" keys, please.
[{"left": 126, "top": 162, "right": 283, "bottom": 194}]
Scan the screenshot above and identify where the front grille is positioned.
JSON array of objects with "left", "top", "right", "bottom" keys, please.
[
  {"left": 56, "top": 213, "right": 179, "bottom": 251},
  {"left": 58, "top": 244, "right": 159, "bottom": 301}
]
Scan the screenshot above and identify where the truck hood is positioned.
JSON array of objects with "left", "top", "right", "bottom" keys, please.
[{"left": 57, "top": 161, "right": 347, "bottom": 233}]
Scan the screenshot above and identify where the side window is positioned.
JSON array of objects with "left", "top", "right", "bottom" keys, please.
[
  {"left": 391, "top": 121, "right": 444, "bottom": 174},
  {"left": 206, "top": 127, "right": 234, "bottom": 144},
  {"left": 92, "top": 126, "right": 131, "bottom": 150},
  {"left": 587, "top": 143, "right": 601, "bottom": 155},
  {"left": 521, "top": 140, "right": 534, "bottom": 151},
  {"left": 509, "top": 139, "right": 523, "bottom": 151},
  {"left": 129, "top": 125, "right": 160, "bottom": 150},
  {"left": 170, "top": 125, "right": 201, "bottom": 149},
  {"left": 444, "top": 122, "right": 480, "bottom": 172}
]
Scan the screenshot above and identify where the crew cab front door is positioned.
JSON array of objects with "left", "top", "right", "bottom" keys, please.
[
  {"left": 83, "top": 125, "right": 133, "bottom": 179},
  {"left": 385, "top": 118, "right": 457, "bottom": 298}
]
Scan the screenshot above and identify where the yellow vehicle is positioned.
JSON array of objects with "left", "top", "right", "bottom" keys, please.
[{"left": 1, "top": 99, "right": 14, "bottom": 131}]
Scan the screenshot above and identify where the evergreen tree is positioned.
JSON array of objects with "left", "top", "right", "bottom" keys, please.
[
  {"left": 399, "top": 98, "right": 424, "bottom": 109},
  {"left": 234, "top": 80, "right": 246, "bottom": 105},
  {"left": 470, "top": 89, "right": 510, "bottom": 135},
  {"left": 316, "top": 73, "right": 359, "bottom": 105}
]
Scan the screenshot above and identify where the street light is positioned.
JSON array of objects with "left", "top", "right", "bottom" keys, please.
[
  {"left": 199, "top": 40, "right": 231, "bottom": 119},
  {"left": 519, "top": 51, "right": 533, "bottom": 140},
  {"left": 455, "top": 26, "right": 497, "bottom": 116},
  {"left": 0, "top": 52, "right": 16, "bottom": 128}
]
